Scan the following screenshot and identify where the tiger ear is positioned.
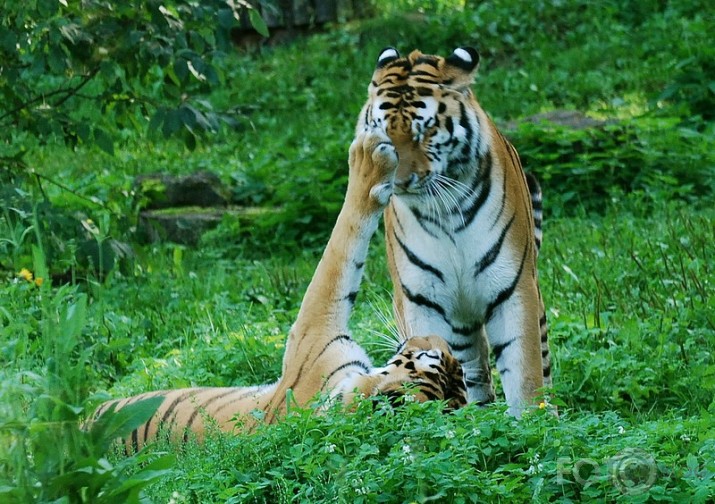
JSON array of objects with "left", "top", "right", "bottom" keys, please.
[
  {"left": 376, "top": 47, "right": 400, "bottom": 68},
  {"left": 446, "top": 47, "right": 480, "bottom": 72},
  {"left": 444, "top": 47, "right": 480, "bottom": 89}
]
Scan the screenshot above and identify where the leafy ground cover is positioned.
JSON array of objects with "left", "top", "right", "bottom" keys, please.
[{"left": 1, "top": 1, "right": 714, "bottom": 502}]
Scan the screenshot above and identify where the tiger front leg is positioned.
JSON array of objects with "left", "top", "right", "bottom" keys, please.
[{"left": 485, "top": 283, "right": 544, "bottom": 418}]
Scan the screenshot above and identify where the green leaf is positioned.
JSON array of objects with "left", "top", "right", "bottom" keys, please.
[
  {"left": 104, "top": 454, "right": 175, "bottom": 498},
  {"left": 76, "top": 122, "right": 90, "bottom": 142},
  {"left": 217, "top": 8, "right": 236, "bottom": 29},
  {"left": 162, "top": 109, "right": 182, "bottom": 137},
  {"left": 179, "top": 105, "right": 197, "bottom": 129},
  {"left": 183, "top": 129, "right": 197, "bottom": 151},
  {"left": 90, "top": 396, "right": 165, "bottom": 446},
  {"left": 148, "top": 108, "right": 165, "bottom": 133},
  {"left": 249, "top": 9, "right": 269, "bottom": 38},
  {"left": 93, "top": 127, "right": 115, "bottom": 155},
  {"left": 173, "top": 58, "right": 188, "bottom": 83}
]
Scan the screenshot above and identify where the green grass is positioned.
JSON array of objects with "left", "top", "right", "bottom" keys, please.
[{"left": 1, "top": 1, "right": 715, "bottom": 502}]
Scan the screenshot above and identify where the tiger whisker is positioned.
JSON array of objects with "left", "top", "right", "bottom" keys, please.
[
  {"left": 364, "top": 289, "right": 403, "bottom": 350},
  {"left": 431, "top": 177, "right": 466, "bottom": 228},
  {"left": 435, "top": 173, "right": 477, "bottom": 199}
]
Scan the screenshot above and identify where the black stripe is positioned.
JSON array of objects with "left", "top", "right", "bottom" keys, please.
[
  {"left": 323, "top": 360, "right": 370, "bottom": 386},
  {"left": 465, "top": 378, "right": 490, "bottom": 388},
  {"left": 504, "top": 140, "right": 522, "bottom": 170},
  {"left": 419, "top": 388, "right": 441, "bottom": 401},
  {"left": 449, "top": 341, "right": 473, "bottom": 352},
  {"left": 413, "top": 57, "right": 440, "bottom": 68},
  {"left": 489, "top": 169, "right": 508, "bottom": 231},
  {"left": 410, "top": 206, "right": 447, "bottom": 237},
  {"left": 452, "top": 322, "right": 481, "bottom": 335},
  {"left": 140, "top": 391, "right": 168, "bottom": 442},
  {"left": 394, "top": 233, "right": 444, "bottom": 282},
  {"left": 484, "top": 241, "right": 530, "bottom": 322},
  {"left": 455, "top": 151, "right": 492, "bottom": 232},
  {"left": 473, "top": 112, "right": 483, "bottom": 156},
  {"left": 345, "top": 291, "right": 358, "bottom": 304},
  {"left": 210, "top": 386, "right": 267, "bottom": 419},
  {"left": 420, "top": 370, "right": 442, "bottom": 383},
  {"left": 401, "top": 283, "right": 447, "bottom": 319},
  {"left": 317, "top": 334, "right": 352, "bottom": 359},
  {"left": 413, "top": 77, "right": 440, "bottom": 84},
  {"left": 389, "top": 202, "right": 406, "bottom": 235},
  {"left": 491, "top": 338, "right": 516, "bottom": 362},
  {"left": 159, "top": 390, "right": 198, "bottom": 427},
  {"left": 445, "top": 115, "right": 454, "bottom": 136},
  {"left": 543, "top": 364, "right": 551, "bottom": 377},
  {"left": 459, "top": 101, "right": 474, "bottom": 146},
  {"left": 131, "top": 428, "right": 139, "bottom": 453},
  {"left": 93, "top": 400, "right": 117, "bottom": 419},
  {"left": 184, "top": 389, "right": 240, "bottom": 433},
  {"left": 475, "top": 214, "right": 515, "bottom": 275}
]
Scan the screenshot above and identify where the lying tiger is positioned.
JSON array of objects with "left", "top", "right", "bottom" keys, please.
[
  {"left": 91, "top": 129, "right": 467, "bottom": 449},
  {"left": 357, "top": 47, "right": 552, "bottom": 416}
]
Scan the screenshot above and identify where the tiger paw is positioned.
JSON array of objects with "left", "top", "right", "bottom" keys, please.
[{"left": 348, "top": 128, "right": 398, "bottom": 209}]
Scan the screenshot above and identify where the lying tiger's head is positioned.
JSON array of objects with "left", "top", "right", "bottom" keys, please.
[
  {"left": 357, "top": 47, "right": 483, "bottom": 196},
  {"left": 373, "top": 335, "right": 467, "bottom": 411}
]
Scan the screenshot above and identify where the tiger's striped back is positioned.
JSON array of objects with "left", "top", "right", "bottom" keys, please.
[{"left": 92, "top": 334, "right": 467, "bottom": 449}]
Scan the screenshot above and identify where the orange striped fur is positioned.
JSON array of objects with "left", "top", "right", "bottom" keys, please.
[
  {"left": 91, "top": 129, "right": 467, "bottom": 449},
  {"left": 357, "top": 48, "right": 552, "bottom": 416}
]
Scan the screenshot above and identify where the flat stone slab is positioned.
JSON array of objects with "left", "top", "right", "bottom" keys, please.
[
  {"left": 138, "top": 206, "right": 277, "bottom": 245},
  {"left": 505, "top": 109, "right": 616, "bottom": 131},
  {"left": 135, "top": 170, "right": 229, "bottom": 210}
]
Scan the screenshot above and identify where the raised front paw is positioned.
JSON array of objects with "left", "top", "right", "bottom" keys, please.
[{"left": 348, "top": 127, "right": 398, "bottom": 208}]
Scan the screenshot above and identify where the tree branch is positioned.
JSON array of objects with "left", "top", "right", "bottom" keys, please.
[
  {"left": 14, "top": 163, "right": 122, "bottom": 217},
  {"left": 0, "top": 67, "right": 100, "bottom": 124}
]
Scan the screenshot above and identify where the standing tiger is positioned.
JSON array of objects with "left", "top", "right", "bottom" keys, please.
[
  {"left": 357, "top": 47, "right": 551, "bottom": 417},
  {"left": 90, "top": 129, "right": 467, "bottom": 449}
]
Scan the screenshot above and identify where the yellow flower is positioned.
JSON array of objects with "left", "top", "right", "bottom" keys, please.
[
  {"left": 34, "top": 277, "right": 44, "bottom": 287},
  {"left": 18, "top": 268, "right": 33, "bottom": 282},
  {"left": 539, "top": 402, "right": 547, "bottom": 409}
]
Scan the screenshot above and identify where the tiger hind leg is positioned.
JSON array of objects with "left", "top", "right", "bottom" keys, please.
[
  {"left": 485, "top": 293, "right": 543, "bottom": 417},
  {"left": 538, "top": 292, "right": 553, "bottom": 387}
]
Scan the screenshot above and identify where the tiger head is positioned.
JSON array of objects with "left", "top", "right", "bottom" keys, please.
[
  {"left": 372, "top": 335, "right": 467, "bottom": 411},
  {"left": 357, "top": 47, "right": 483, "bottom": 197}
]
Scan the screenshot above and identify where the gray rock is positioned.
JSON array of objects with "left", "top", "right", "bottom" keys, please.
[{"left": 135, "top": 170, "right": 229, "bottom": 210}]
